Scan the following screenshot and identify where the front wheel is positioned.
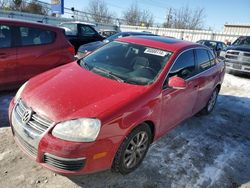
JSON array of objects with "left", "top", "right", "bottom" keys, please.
[{"left": 112, "top": 123, "right": 152, "bottom": 174}]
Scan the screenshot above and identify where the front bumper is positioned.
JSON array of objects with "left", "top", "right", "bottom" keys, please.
[
  {"left": 225, "top": 61, "right": 250, "bottom": 73},
  {"left": 9, "top": 100, "right": 123, "bottom": 175}
]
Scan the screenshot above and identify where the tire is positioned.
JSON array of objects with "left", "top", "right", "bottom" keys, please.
[
  {"left": 200, "top": 88, "right": 219, "bottom": 115},
  {"left": 112, "top": 123, "right": 152, "bottom": 174}
]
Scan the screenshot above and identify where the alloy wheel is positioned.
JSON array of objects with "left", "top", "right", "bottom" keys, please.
[{"left": 123, "top": 131, "right": 149, "bottom": 169}]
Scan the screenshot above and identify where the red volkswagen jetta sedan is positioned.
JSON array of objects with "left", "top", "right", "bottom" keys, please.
[{"left": 9, "top": 36, "right": 225, "bottom": 175}]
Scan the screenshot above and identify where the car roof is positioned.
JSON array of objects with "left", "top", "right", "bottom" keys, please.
[
  {"left": 117, "top": 35, "right": 202, "bottom": 52},
  {"left": 0, "top": 18, "right": 61, "bottom": 30},
  {"left": 60, "top": 21, "right": 96, "bottom": 26},
  {"left": 120, "top": 31, "right": 155, "bottom": 35}
]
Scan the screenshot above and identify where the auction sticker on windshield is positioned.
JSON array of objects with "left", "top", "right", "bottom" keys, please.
[{"left": 144, "top": 48, "right": 167, "bottom": 57}]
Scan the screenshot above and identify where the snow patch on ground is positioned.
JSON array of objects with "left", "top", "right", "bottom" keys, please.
[{"left": 194, "top": 144, "right": 240, "bottom": 187}]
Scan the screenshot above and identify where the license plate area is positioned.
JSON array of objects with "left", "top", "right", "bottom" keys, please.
[{"left": 233, "top": 64, "right": 242, "bottom": 69}]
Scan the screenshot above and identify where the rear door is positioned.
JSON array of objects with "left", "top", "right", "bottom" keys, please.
[
  {"left": 161, "top": 49, "right": 199, "bottom": 134},
  {"left": 16, "top": 25, "right": 57, "bottom": 83},
  {"left": 192, "top": 48, "right": 218, "bottom": 114},
  {"left": 0, "top": 24, "right": 17, "bottom": 89}
]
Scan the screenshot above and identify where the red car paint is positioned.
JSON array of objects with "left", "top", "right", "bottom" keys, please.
[
  {"left": 9, "top": 36, "right": 225, "bottom": 175},
  {"left": 0, "top": 18, "right": 75, "bottom": 91}
]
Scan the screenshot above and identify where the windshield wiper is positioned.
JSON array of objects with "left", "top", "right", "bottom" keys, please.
[{"left": 93, "top": 66, "right": 124, "bottom": 83}]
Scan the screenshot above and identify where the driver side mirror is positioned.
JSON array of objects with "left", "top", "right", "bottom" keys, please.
[{"left": 168, "top": 76, "right": 187, "bottom": 90}]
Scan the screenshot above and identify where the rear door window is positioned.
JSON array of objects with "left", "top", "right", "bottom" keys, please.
[
  {"left": 19, "top": 27, "right": 56, "bottom": 46},
  {"left": 195, "top": 49, "right": 211, "bottom": 72},
  {"left": 208, "top": 50, "right": 216, "bottom": 66},
  {"left": 0, "top": 25, "right": 11, "bottom": 48}
]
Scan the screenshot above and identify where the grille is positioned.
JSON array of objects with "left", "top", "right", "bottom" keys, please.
[
  {"left": 44, "top": 153, "right": 85, "bottom": 171},
  {"left": 225, "top": 50, "right": 250, "bottom": 62},
  {"left": 227, "top": 51, "right": 239, "bottom": 55},
  {"left": 225, "top": 54, "right": 237, "bottom": 60},
  {"left": 14, "top": 130, "right": 38, "bottom": 157},
  {"left": 225, "top": 50, "right": 239, "bottom": 60},
  {"left": 244, "top": 52, "right": 250, "bottom": 57},
  {"left": 15, "top": 99, "right": 53, "bottom": 135}
]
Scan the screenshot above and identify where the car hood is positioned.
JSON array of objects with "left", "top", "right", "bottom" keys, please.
[
  {"left": 78, "top": 41, "right": 104, "bottom": 52},
  {"left": 21, "top": 62, "right": 147, "bottom": 123},
  {"left": 226, "top": 45, "right": 250, "bottom": 52}
]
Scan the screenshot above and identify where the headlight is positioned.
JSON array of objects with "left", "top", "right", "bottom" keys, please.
[
  {"left": 52, "top": 118, "right": 101, "bottom": 142},
  {"left": 14, "top": 81, "right": 28, "bottom": 103}
]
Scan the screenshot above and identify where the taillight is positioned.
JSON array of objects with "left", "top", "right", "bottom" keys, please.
[{"left": 67, "top": 46, "right": 75, "bottom": 55}]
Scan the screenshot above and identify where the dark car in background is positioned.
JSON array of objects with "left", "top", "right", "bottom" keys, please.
[
  {"left": 99, "top": 29, "right": 118, "bottom": 38},
  {"left": 196, "top": 40, "right": 227, "bottom": 56},
  {"left": 220, "top": 36, "right": 250, "bottom": 74},
  {"left": 0, "top": 18, "right": 75, "bottom": 91},
  {"left": 59, "top": 22, "right": 105, "bottom": 52},
  {"left": 76, "top": 31, "right": 158, "bottom": 58}
]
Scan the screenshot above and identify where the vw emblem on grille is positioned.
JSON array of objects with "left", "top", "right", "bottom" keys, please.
[{"left": 22, "top": 109, "right": 33, "bottom": 124}]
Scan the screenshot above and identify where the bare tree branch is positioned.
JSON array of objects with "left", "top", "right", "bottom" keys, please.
[
  {"left": 87, "top": 0, "right": 114, "bottom": 23},
  {"left": 123, "top": 3, "right": 154, "bottom": 26},
  {"left": 163, "top": 6, "right": 205, "bottom": 30}
]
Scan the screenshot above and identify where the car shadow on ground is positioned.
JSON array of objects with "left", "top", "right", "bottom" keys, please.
[
  {"left": 227, "top": 70, "right": 250, "bottom": 79},
  {"left": 0, "top": 90, "right": 16, "bottom": 128},
  {"left": 66, "top": 94, "right": 250, "bottom": 188}
]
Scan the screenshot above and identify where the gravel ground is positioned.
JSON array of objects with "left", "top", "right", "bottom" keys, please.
[{"left": 0, "top": 73, "right": 250, "bottom": 188}]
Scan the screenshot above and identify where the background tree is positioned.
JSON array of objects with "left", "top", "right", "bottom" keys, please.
[
  {"left": 24, "top": 0, "right": 47, "bottom": 15},
  {"left": 163, "top": 6, "right": 205, "bottom": 30},
  {"left": 141, "top": 10, "right": 154, "bottom": 27},
  {"left": 86, "top": 0, "right": 114, "bottom": 23},
  {"left": 0, "top": 0, "right": 9, "bottom": 9},
  {"left": 123, "top": 3, "right": 154, "bottom": 26},
  {"left": 123, "top": 3, "right": 141, "bottom": 25}
]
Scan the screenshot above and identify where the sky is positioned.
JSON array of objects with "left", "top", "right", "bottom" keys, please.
[{"left": 44, "top": 0, "right": 250, "bottom": 31}]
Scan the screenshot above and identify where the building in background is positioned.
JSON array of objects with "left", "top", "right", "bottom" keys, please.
[{"left": 224, "top": 23, "right": 250, "bottom": 34}]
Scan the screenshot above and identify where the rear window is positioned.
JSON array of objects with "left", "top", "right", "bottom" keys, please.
[
  {"left": 0, "top": 25, "right": 11, "bottom": 48},
  {"left": 19, "top": 27, "right": 56, "bottom": 46}
]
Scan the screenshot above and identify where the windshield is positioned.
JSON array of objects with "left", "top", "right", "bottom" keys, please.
[
  {"left": 233, "top": 36, "right": 250, "bottom": 46},
  {"left": 81, "top": 41, "right": 172, "bottom": 85}
]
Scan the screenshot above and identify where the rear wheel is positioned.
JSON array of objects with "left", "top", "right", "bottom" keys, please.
[
  {"left": 200, "top": 88, "right": 219, "bottom": 115},
  {"left": 112, "top": 123, "right": 152, "bottom": 174}
]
